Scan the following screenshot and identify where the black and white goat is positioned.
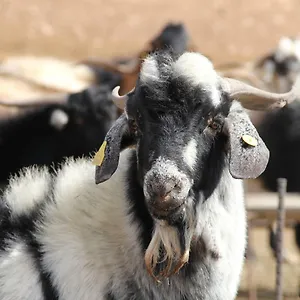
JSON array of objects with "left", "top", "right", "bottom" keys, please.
[
  {"left": 249, "top": 36, "right": 300, "bottom": 260},
  {"left": 256, "top": 36, "right": 300, "bottom": 93},
  {"left": 0, "top": 51, "right": 299, "bottom": 300}
]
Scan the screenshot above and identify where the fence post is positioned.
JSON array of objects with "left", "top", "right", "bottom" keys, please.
[{"left": 276, "top": 178, "right": 287, "bottom": 300}]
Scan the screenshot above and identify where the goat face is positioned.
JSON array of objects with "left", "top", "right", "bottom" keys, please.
[
  {"left": 97, "top": 52, "right": 235, "bottom": 220},
  {"left": 125, "top": 55, "right": 233, "bottom": 222},
  {"left": 257, "top": 36, "right": 300, "bottom": 92}
]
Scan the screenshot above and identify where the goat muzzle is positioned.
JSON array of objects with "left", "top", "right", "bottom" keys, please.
[{"left": 144, "top": 172, "right": 191, "bottom": 219}]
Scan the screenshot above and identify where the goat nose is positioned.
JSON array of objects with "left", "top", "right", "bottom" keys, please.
[
  {"left": 149, "top": 179, "right": 177, "bottom": 196},
  {"left": 146, "top": 178, "right": 189, "bottom": 212},
  {"left": 155, "top": 184, "right": 174, "bottom": 201},
  {"left": 152, "top": 189, "right": 181, "bottom": 211}
]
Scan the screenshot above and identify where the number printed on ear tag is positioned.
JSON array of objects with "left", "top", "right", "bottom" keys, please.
[
  {"left": 241, "top": 135, "right": 258, "bottom": 147},
  {"left": 92, "top": 140, "right": 107, "bottom": 166}
]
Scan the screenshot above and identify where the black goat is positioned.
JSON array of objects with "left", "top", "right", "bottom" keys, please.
[
  {"left": 258, "top": 100, "right": 300, "bottom": 252},
  {"left": 0, "top": 85, "right": 119, "bottom": 184},
  {"left": 252, "top": 36, "right": 300, "bottom": 260}
]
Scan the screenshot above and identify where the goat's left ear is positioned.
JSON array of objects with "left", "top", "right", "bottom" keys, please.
[
  {"left": 93, "top": 114, "right": 134, "bottom": 184},
  {"left": 223, "top": 102, "right": 270, "bottom": 179}
]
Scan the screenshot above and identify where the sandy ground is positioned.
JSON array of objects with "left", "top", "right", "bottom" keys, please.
[
  {"left": 238, "top": 227, "right": 300, "bottom": 299},
  {"left": 1, "top": 0, "right": 300, "bottom": 298}
]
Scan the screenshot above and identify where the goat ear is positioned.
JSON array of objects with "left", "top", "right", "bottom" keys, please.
[
  {"left": 93, "top": 114, "right": 133, "bottom": 184},
  {"left": 223, "top": 102, "right": 270, "bottom": 179}
]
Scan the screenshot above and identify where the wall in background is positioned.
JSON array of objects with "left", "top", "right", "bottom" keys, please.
[{"left": 0, "top": 0, "right": 299, "bottom": 64}]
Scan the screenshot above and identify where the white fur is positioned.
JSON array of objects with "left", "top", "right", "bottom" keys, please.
[
  {"left": 0, "top": 240, "right": 43, "bottom": 300},
  {"left": 145, "top": 221, "right": 182, "bottom": 273},
  {"left": 49, "top": 109, "right": 69, "bottom": 130},
  {"left": 140, "top": 56, "right": 160, "bottom": 83},
  {"left": 4, "top": 167, "right": 51, "bottom": 219},
  {"left": 35, "top": 154, "right": 138, "bottom": 300},
  {"left": 294, "top": 38, "right": 300, "bottom": 61},
  {"left": 182, "top": 138, "right": 198, "bottom": 169},
  {"left": 275, "top": 37, "right": 294, "bottom": 62},
  {"left": 140, "top": 52, "right": 221, "bottom": 107},
  {"left": 0, "top": 147, "right": 247, "bottom": 300},
  {"left": 172, "top": 52, "right": 221, "bottom": 106},
  {"left": 194, "top": 169, "right": 246, "bottom": 297},
  {"left": 274, "top": 36, "right": 300, "bottom": 63},
  {"left": 290, "top": 73, "right": 300, "bottom": 99}
]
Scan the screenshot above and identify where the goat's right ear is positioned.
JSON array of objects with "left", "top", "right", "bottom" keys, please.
[
  {"left": 93, "top": 114, "right": 134, "bottom": 184},
  {"left": 223, "top": 102, "right": 270, "bottom": 179}
]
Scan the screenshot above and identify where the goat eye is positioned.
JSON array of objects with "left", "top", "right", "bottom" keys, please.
[
  {"left": 210, "top": 122, "right": 219, "bottom": 130},
  {"left": 207, "top": 117, "right": 213, "bottom": 127},
  {"left": 208, "top": 117, "right": 223, "bottom": 132}
]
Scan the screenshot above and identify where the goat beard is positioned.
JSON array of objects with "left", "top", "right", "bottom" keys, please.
[{"left": 144, "top": 211, "right": 195, "bottom": 282}]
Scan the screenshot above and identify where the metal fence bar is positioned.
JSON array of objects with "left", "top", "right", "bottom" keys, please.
[{"left": 275, "top": 178, "right": 287, "bottom": 300}]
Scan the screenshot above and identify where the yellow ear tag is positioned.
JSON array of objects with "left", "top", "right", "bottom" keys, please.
[
  {"left": 140, "top": 50, "right": 149, "bottom": 60},
  {"left": 92, "top": 141, "right": 107, "bottom": 166},
  {"left": 241, "top": 135, "right": 258, "bottom": 147}
]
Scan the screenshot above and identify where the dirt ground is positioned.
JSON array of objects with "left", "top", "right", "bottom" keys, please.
[
  {"left": 1, "top": 0, "right": 300, "bottom": 298},
  {"left": 238, "top": 226, "right": 300, "bottom": 300}
]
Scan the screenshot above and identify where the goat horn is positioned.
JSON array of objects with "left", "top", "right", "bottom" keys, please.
[
  {"left": 0, "top": 93, "right": 68, "bottom": 108},
  {"left": 111, "top": 86, "right": 135, "bottom": 110},
  {"left": 220, "top": 75, "right": 300, "bottom": 110}
]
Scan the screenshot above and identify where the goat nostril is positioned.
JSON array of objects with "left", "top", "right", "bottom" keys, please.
[
  {"left": 160, "top": 190, "right": 171, "bottom": 201},
  {"left": 157, "top": 182, "right": 181, "bottom": 201}
]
